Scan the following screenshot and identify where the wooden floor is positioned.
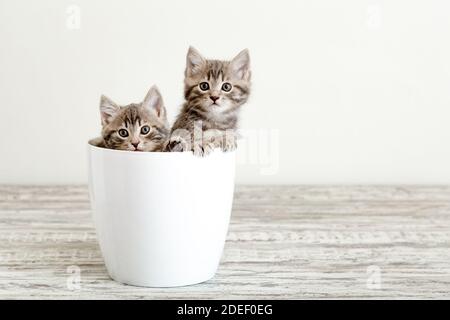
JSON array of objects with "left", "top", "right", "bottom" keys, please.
[{"left": 0, "top": 185, "right": 449, "bottom": 299}]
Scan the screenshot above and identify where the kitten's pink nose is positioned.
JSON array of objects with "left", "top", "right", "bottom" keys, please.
[
  {"left": 210, "top": 96, "right": 220, "bottom": 103},
  {"left": 132, "top": 142, "right": 139, "bottom": 148}
]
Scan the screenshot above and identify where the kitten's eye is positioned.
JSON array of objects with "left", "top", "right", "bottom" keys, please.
[
  {"left": 199, "top": 82, "right": 210, "bottom": 91},
  {"left": 118, "top": 129, "right": 129, "bottom": 138},
  {"left": 140, "top": 125, "right": 151, "bottom": 135},
  {"left": 221, "top": 82, "right": 232, "bottom": 92}
]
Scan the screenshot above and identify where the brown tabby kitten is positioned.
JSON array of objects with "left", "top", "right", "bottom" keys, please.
[
  {"left": 166, "top": 47, "right": 251, "bottom": 155},
  {"left": 99, "top": 86, "right": 169, "bottom": 151}
]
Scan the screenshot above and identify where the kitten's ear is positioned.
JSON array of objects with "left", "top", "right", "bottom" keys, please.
[
  {"left": 100, "top": 95, "right": 120, "bottom": 126},
  {"left": 186, "top": 46, "right": 206, "bottom": 77},
  {"left": 142, "top": 85, "right": 166, "bottom": 119},
  {"left": 230, "top": 49, "right": 251, "bottom": 81}
]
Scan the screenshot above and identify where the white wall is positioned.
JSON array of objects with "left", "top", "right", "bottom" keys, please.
[{"left": 1, "top": 0, "right": 450, "bottom": 184}]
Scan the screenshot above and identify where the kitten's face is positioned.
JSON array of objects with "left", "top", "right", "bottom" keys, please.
[
  {"left": 100, "top": 86, "right": 169, "bottom": 151},
  {"left": 184, "top": 47, "right": 251, "bottom": 117}
]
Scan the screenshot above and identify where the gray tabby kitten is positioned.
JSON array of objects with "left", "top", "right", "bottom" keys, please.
[
  {"left": 99, "top": 86, "right": 169, "bottom": 151},
  {"left": 166, "top": 47, "right": 251, "bottom": 155}
]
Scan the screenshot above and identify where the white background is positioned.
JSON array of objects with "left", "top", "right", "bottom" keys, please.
[{"left": 1, "top": 0, "right": 449, "bottom": 184}]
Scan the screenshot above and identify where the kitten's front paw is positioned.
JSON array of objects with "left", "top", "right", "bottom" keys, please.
[
  {"left": 193, "top": 147, "right": 204, "bottom": 157},
  {"left": 165, "top": 136, "right": 189, "bottom": 152},
  {"left": 221, "top": 134, "right": 237, "bottom": 152},
  {"left": 193, "top": 142, "right": 215, "bottom": 157},
  {"left": 222, "top": 139, "right": 237, "bottom": 152},
  {"left": 202, "top": 142, "right": 216, "bottom": 156},
  {"left": 166, "top": 141, "right": 184, "bottom": 152}
]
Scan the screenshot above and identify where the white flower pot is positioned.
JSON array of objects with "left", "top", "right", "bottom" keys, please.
[{"left": 87, "top": 141, "right": 236, "bottom": 287}]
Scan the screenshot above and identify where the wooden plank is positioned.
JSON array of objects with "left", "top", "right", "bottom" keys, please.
[{"left": 0, "top": 185, "right": 449, "bottom": 299}]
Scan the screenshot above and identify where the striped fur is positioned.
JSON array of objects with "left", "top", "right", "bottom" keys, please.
[
  {"left": 99, "top": 86, "right": 170, "bottom": 152},
  {"left": 166, "top": 47, "right": 251, "bottom": 155}
]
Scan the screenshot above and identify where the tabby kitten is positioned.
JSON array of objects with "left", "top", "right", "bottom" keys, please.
[
  {"left": 99, "top": 86, "right": 169, "bottom": 151},
  {"left": 166, "top": 47, "right": 251, "bottom": 155}
]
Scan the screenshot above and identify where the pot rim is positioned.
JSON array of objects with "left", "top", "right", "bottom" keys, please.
[{"left": 87, "top": 138, "right": 235, "bottom": 157}]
